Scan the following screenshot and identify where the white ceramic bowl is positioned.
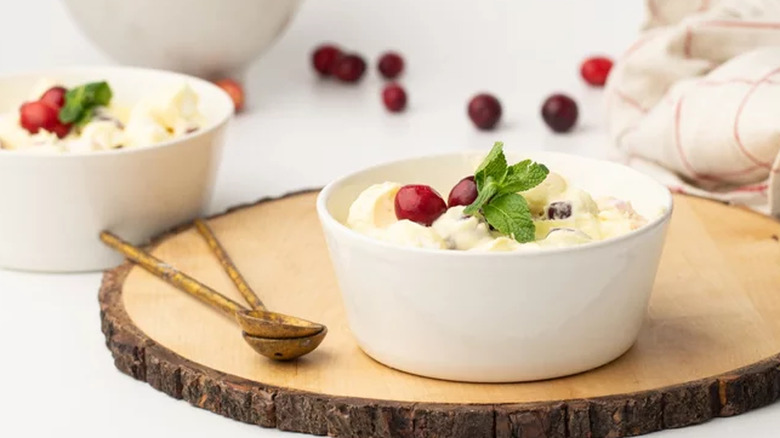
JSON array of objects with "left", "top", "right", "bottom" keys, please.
[
  {"left": 63, "top": 0, "right": 302, "bottom": 78},
  {"left": 317, "top": 151, "right": 673, "bottom": 383},
  {"left": 0, "top": 66, "right": 234, "bottom": 272}
]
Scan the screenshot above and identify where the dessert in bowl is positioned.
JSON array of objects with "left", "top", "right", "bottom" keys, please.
[
  {"left": 317, "top": 144, "right": 673, "bottom": 382},
  {"left": 1, "top": 79, "right": 204, "bottom": 153},
  {"left": 0, "top": 66, "right": 234, "bottom": 272}
]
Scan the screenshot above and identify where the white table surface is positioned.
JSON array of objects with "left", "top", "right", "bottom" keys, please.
[{"left": 1, "top": 0, "right": 778, "bottom": 436}]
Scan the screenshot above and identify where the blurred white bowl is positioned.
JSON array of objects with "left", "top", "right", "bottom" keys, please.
[
  {"left": 63, "top": 0, "right": 302, "bottom": 78},
  {"left": 317, "top": 151, "right": 673, "bottom": 382},
  {"left": 0, "top": 66, "right": 234, "bottom": 272}
]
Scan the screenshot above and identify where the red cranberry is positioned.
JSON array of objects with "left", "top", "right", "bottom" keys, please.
[
  {"left": 20, "top": 101, "right": 59, "bottom": 134},
  {"left": 48, "top": 120, "right": 72, "bottom": 138},
  {"left": 447, "top": 176, "right": 477, "bottom": 207},
  {"left": 580, "top": 56, "right": 613, "bottom": 87},
  {"left": 382, "top": 83, "right": 407, "bottom": 112},
  {"left": 333, "top": 54, "right": 367, "bottom": 83},
  {"left": 394, "top": 185, "right": 447, "bottom": 226},
  {"left": 467, "top": 93, "right": 502, "bottom": 130},
  {"left": 377, "top": 52, "right": 404, "bottom": 79},
  {"left": 40, "top": 86, "right": 67, "bottom": 109},
  {"left": 312, "top": 44, "right": 342, "bottom": 76},
  {"left": 214, "top": 78, "right": 245, "bottom": 112},
  {"left": 541, "top": 94, "right": 578, "bottom": 133}
]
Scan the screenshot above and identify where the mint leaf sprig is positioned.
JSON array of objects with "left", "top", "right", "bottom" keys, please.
[
  {"left": 463, "top": 142, "right": 549, "bottom": 243},
  {"left": 59, "top": 81, "right": 113, "bottom": 127}
]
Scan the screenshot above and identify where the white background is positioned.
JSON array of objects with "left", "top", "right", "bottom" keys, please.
[{"left": 1, "top": 0, "right": 778, "bottom": 436}]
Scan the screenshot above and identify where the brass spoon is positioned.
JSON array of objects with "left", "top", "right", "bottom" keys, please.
[
  {"left": 100, "top": 231, "right": 326, "bottom": 360},
  {"left": 193, "top": 219, "right": 323, "bottom": 339},
  {"left": 191, "top": 220, "right": 327, "bottom": 359}
]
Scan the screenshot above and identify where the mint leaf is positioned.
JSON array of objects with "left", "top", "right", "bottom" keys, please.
[
  {"left": 58, "top": 90, "right": 83, "bottom": 123},
  {"left": 59, "top": 81, "right": 113, "bottom": 126},
  {"left": 482, "top": 193, "right": 535, "bottom": 243},
  {"left": 474, "top": 141, "right": 507, "bottom": 189},
  {"left": 463, "top": 141, "right": 548, "bottom": 243},
  {"left": 500, "top": 160, "right": 550, "bottom": 194},
  {"left": 463, "top": 177, "right": 499, "bottom": 215},
  {"left": 90, "top": 82, "right": 112, "bottom": 106}
]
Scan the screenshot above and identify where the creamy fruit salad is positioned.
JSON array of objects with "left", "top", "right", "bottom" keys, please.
[
  {"left": 347, "top": 142, "right": 647, "bottom": 251},
  {"left": 0, "top": 79, "right": 204, "bottom": 153}
]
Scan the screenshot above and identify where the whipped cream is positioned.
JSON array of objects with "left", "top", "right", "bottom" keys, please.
[
  {"left": 0, "top": 80, "right": 204, "bottom": 153},
  {"left": 347, "top": 173, "right": 648, "bottom": 252}
]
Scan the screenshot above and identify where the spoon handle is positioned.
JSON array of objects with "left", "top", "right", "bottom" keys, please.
[
  {"left": 100, "top": 231, "right": 246, "bottom": 319},
  {"left": 194, "top": 219, "right": 265, "bottom": 310}
]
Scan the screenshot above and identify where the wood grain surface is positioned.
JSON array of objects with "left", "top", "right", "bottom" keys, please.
[{"left": 100, "top": 191, "right": 780, "bottom": 437}]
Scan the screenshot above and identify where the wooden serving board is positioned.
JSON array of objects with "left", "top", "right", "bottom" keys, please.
[{"left": 99, "top": 190, "right": 780, "bottom": 438}]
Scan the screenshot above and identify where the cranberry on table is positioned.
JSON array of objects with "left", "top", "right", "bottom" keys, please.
[
  {"left": 546, "top": 201, "right": 573, "bottom": 220},
  {"left": 382, "top": 83, "right": 407, "bottom": 112},
  {"left": 333, "top": 54, "right": 367, "bottom": 83},
  {"left": 40, "top": 86, "right": 67, "bottom": 109},
  {"left": 395, "top": 184, "right": 448, "bottom": 226},
  {"left": 447, "top": 176, "right": 478, "bottom": 207},
  {"left": 377, "top": 51, "right": 404, "bottom": 79},
  {"left": 580, "top": 56, "right": 613, "bottom": 87},
  {"left": 467, "top": 93, "right": 502, "bottom": 130},
  {"left": 20, "top": 101, "right": 69, "bottom": 137},
  {"left": 541, "top": 93, "right": 578, "bottom": 133},
  {"left": 214, "top": 78, "right": 245, "bottom": 112},
  {"left": 312, "top": 44, "right": 342, "bottom": 76}
]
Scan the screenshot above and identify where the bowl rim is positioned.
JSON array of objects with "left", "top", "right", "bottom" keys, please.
[
  {"left": 0, "top": 65, "right": 235, "bottom": 159},
  {"left": 316, "top": 150, "right": 674, "bottom": 258}
]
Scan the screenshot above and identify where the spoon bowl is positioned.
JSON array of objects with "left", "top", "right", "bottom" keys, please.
[
  {"left": 236, "top": 309, "right": 325, "bottom": 339},
  {"left": 242, "top": 327, "right": 328, "bottom": 360}
]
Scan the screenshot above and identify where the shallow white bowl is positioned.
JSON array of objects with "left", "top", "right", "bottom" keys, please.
[
  {"left": 0, "top": 66, "right": 234, "bottom": 272},
  {"left": 63, "top": 0, "right": 302, "bottom": 78},
  {"left": 317, "top": 151, "right": 673, "bottom": 383}
]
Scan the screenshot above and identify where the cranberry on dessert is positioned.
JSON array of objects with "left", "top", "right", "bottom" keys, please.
[
  {"left": 377, "top": 52, "right": 404, "bottom": 79},
  {"left": 214, "top": 78, "right": 245, "bottom": 112},
  {"left": 20, "top": 101, "right": 70, "bottom": 137},
  {"left": 467, "top": 93, "right": 502, "bottom": 130},
  {"left": 49, "top": 120, "right": 71, "bottom": 138},
  {"left": 546, "top": 201, "right": 573, "bottom": 220},
  {"left": 333, "top": 54, "right": 367, "bottom": 83},
  {"left": 447, "top": 176, "right": 478, "bottom": 207},
  {"left": 541, "top": 94, "right": 578, "bottom": 133},
  {"left": 312, "top": 44, "right": 342, "bottom": 76},
  {"left": 395, "top": 184, "right": 447, "bottom": 226},
  {"left": 382, "top": 83, "right": 407, "bottom": 112},
  {"left": 580, "top": 56, "right": 613, "bottom": 87},
  {"left": 40, "top": 86, "right": 67, "bottom": 109}
]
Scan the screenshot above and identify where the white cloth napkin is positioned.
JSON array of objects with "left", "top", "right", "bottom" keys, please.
[{"left": 606, "top": 0, "right": 780, "bottom": 216}]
